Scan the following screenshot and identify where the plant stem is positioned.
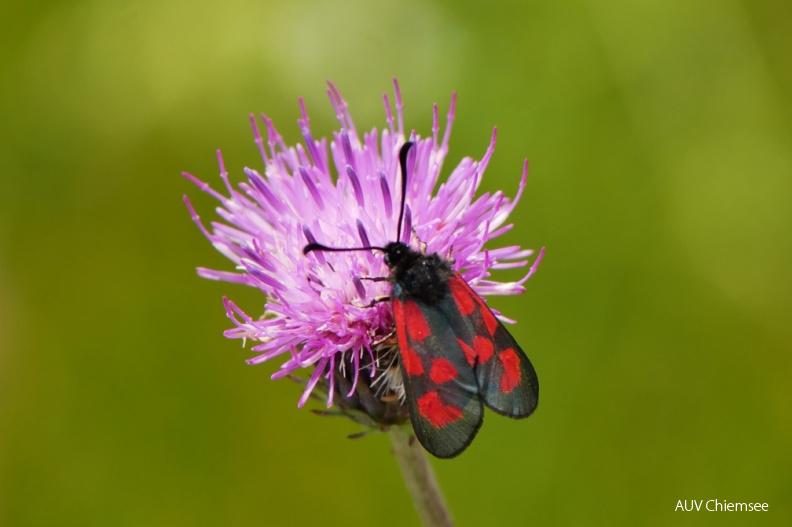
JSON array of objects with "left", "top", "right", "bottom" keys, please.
[{"left": 388, "top": 425, "right": 454, "bottom": 527}]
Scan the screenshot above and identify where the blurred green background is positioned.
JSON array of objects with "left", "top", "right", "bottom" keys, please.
[{"left": 1, "top": 0, "right": 790, "bottom": 525}]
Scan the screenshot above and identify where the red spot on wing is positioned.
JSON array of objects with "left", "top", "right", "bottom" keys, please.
[
  {"left": 429, "top": 358, "right": 458, "bottom": 384},
  {"left": 499, "top": 348, "right": 522, "bottom": 393},
  {"left": 458, "top": 339, "right": 476, "bottom": 367},
  {"left": 481, "top": 309, "right": 499, "bottom": 336},
  {"left": 449, "top": 276, "right": 476, "bottom": 316},
  {"left": 393, "top": 300, "right": 424, "bottom": 375},
  {"left": 417, "top": 391, "right": 464, "bottom": 427},
  {"left": 401, "top": 346, "right": 424, "bottom": 376},
  {"left": 474, "top": 335, "right": 495, "bottom": 364},
  {"left": 450, "top": 274, "right": 499, "bottom": 335},
  {"left": 402, "top": 300, "right": 431, "bottom": 342}
]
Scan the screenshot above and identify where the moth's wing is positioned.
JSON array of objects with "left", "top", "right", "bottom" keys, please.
[
  {"left": 441, "top": 273, "right": 539, "bottom": 418},
  {"left": 393, "top": 296, "right": 483, "bottom": 458}
]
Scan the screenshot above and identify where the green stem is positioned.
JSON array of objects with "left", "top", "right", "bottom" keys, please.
[{"left": 388, "top": 425, "right": 455, "bottom": 527}]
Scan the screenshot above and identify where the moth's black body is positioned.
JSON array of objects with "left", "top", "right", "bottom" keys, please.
[{"left": 384, "top": 242, "right": 453, "bottom": 305}]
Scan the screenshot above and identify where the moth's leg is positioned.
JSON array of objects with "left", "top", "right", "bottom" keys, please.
[
  {"left": 352, "top": 295, "right": 392, "bottom": 308},
  {"left": 410, "top": 228, "right": 428, "bottom": 255},
  {"left": 372, "top": 329, "right": 396, "bottom": 346}
]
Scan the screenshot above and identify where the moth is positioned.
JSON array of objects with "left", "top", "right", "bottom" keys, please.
[{"left": 305, "top": 142, "right": 539, "bottom": 458}]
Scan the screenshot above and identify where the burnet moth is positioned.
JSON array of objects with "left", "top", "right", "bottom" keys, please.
[{"left": 304, "top": 142, "right": 539, "bottom": 458}]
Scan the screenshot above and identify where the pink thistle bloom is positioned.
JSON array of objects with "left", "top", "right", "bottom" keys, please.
[{"left": 183, "top": 80, "right": 543, "bottom": 420}]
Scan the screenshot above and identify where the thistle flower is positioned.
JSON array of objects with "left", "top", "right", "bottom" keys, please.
[{"left": 183, "top": 80, "right": 542, "bottom": 426}]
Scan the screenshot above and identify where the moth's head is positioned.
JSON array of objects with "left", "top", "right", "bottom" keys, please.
[{"left": 383, "top": 241, "right": 413, "bottom": 269}]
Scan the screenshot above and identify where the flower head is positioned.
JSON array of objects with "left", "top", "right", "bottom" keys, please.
[{"left": 184, "top": 80, "right": 542, "bottom": 422}]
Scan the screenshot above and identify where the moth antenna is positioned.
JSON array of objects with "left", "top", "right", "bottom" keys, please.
[
  {"left": 303, "top": 242, "right": 386, "bottom": 255},
  {"left": 396, "top": 142, "right": 414, "bottom": 242}
]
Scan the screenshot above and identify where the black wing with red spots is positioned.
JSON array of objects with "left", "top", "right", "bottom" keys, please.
[
  {"left": 392, "top": 272, "right": 538, "bottom": 458},
  {"left": 443, "top": 273, "right": 539, "bottom": 417},
  {"left": 393, "top": 296, "right": 483, "bottom": 459}
]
